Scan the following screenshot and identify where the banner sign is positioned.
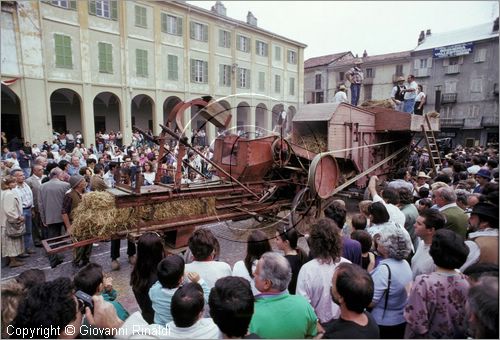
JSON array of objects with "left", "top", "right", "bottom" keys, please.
[{"left": 433, "top": 42, "right": 474, "bottom": 58}]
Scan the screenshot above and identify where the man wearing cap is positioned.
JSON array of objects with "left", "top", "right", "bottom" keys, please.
[
  {"left": 390, "top": 76, "right": 406, "bottom": 112},
  {"left": 62, "top": 174, "right": 92, "bottom": 267},
  {"left": 403, "top": 74, "right": 418, "bottom": 114},
  {"left": 333, "top": 85, "right": 348, "bottom": 104},
  {"left": 460, "top": 202, "right": 499, "bottom": 271},
  {"left": 473, "top": 169, "right": 491, "bottom": 194},
  {"left": 345, "top": 59, "right": 364, "bottom": 106}
]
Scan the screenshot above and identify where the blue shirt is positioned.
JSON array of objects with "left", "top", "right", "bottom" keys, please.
[{"left": 370, "top": 258, "right": 412, "bottom": 326}]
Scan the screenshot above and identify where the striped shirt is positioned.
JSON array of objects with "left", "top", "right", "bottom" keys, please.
[
  {"left": 346, "top": 66, "right": 364, "bottom": 84},
  {"left": 13, "top": 182, "right": 34, "bottom": 209}
]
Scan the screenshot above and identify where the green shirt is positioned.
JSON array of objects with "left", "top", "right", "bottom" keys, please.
[{"left": 249, "top": 293, "right": 318, "bottom": 339}]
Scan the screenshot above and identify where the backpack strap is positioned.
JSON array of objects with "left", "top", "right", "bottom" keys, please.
[{"left": 382, "top": 263, "right": 392, "bottom": 319}]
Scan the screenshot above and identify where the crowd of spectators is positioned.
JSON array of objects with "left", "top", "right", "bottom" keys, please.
[{"left": 1, "top": 130, "right": 499, "bottom": 339}]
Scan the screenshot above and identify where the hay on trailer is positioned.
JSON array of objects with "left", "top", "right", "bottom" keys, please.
[
  {"left": 294, "top": 135, "right": 327, "bottom": 153},
  {"left": 70, "top": 191, "right": 217, "bottom": 241},
  {"left": 71, "top": 192, "right": 137, "bottom": 241},
  {"left": 426, "top": 111, "right": 440, "bottom": 118},
  {"left": 360, "top": 99, "right": 395, "bottom": 109}
]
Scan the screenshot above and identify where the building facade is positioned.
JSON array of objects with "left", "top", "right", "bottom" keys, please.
[
  {"left": 412, "top": 19, "right": 499, "bottom": 146},
  {"left": 1, "top": 1, "right": 306, "bottom": 145}
]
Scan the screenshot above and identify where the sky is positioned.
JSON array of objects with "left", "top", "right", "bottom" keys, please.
[{"left": 187, "top": 1, "right": 499, "bottom": 60}]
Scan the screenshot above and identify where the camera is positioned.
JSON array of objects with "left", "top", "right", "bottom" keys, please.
[{"left": 75, "top": 290, "right": 94, "bottom": 313}]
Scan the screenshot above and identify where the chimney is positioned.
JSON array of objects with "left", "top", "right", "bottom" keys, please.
[
  {"left": 426, "top": 29, "right": 431, "bottom": 36},
  {"left": 211, "top": 1, "right": 226, "bottom": 16},
  {"left": 246, "top": 11, "right": 257, "bottom": 26},
  {"left": 494, "top": 17, "right": 499, "bottom": 32},
  {"left": 418, "top": 30, "right": 425, "bottom": 44},
  {"left": 362, "top": 50, "right": 368, "bottom": 58}
]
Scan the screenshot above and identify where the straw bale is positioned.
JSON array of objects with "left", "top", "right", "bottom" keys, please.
[
  {"left": 71, "top": 191, "right": 217, "bottom": 241},
  {"left": 360, "top": 99, "right": 395, "bottom": 109},
  {"left": 295, "top": 135, "right": 327, "bottom": 153}
]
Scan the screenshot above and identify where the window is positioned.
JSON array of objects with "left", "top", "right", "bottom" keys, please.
[
  {"left": 287, "top": 50, "right": 297, "bottom": 64},
  {"left": 237, "top": 68, "right": 251, "bottom": 89},
  {"left": 419, "top": 58, "right": 427, "bottom": 69},
  {"left": 339, "top": 72, "right": 345, "bottom": 81},
  {"left": 449, "top": 57, "right": 459, "bottom": 65},
  {"left": 190, "top": 59, "right": 208, "bottom": 83},
  {"left": 274, "top": 46, "right": 281, "bottom": 61},
  {"left": 275, "top": 75, "right": 281, "bottom": 93},
  {"left": 365, "top": 68, "right": 375, "bottom": 78},
  {"left": 256, "top": 41, "right": 268, "bottom": 57},
  {"left": 237, "top": 35, "right": 250, "bottom": 52},
  {"left": 167, "top": 55, "right": 178, "bottom": 81},
  {"left": 89, "top": 0, "right": 117, "bottom": 20},
  {"left": 258, "top": 72, "right": 265, "bottom": 91},
  {"left": 469, "top": 105, "right": 480, "bottom": 118},
  {"left": 219, "top": 30, "right": 231, "bottom": 48},
  {"left": 219, "top": 64, "right": 231, "bottom": 87},
  {"left": 289, "top": 77, "right": 295, "bottom": 95},
  {"left": 444, "top": 81, "right": 457, "bottom": 93},
  {"left": 135, "top": 5, "right": 147, "bottom": 28},
  {"left": 98, "top": 42, "right": 112, "bottom": 73},
  {"left": 161, "top": 13, "right": 183, "bottom": 36},
  {"left": 54, "top": 34, "right": 72, "bottom": 68},
  {"left": 50, "top": 1, "right": 77, "bottom": 9},
  {"left": 315, "top": 74, "right": 322, "bottom": 89},
  {"left": 395, "top": 64, "right": 403, "bottom": 76},
  {"left": 474, "top": 48, "right": 487, "bottom": 63},
  {"left": 471, "top": 78, "right": 483, "bottom": 93},
  {"left": 190, "top": 22, "right": 208, "bottom": 42},
  {"left": 315, "top": 92, "right": 324, "bottom": 103},
  {"left": 136, "top": 49, "right": 148, "bottom": 77}
]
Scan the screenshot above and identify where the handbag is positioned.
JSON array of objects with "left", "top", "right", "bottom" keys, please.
[{"left": 1, "top": 192, "right": 26, "bottom": 238}]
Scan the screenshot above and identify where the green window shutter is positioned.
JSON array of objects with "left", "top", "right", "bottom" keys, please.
[
  {"left": 218, "top": 30, "right": 224, "bottom": 47},
  {"left": 177, "top": 17, "right": 183, "bottom": 36},
  {"left": 264, "top": 43, "right": 268, "bottom": 57},
  {"left": 190, "top": 22, "right": 195, "bottom": 39},
  {"left": 190, "top": 59, "right": 195, "bottom": 82},
  {"left": 202, "top": 24, "right": 208, "bottom": 42},
  {"left": 69, "top": 1, "right": 77, "bottom": 10},
  {"left": 98, "top": 42, "right": 105, "bottom": 72},
  {"left": 161, "top": 13, "right": 167, "bottom": 32},
  {"left": 89, "top": 0, "right": 96, "bottom": 15},
  {"left": 219, "top": 65, "right": 224, "bottom": 85},
  {"left": 246, "top": 38, "right": 250, "bottom": 52},
  {"left": 168, "top": 55, "right": 178, "bottom": 80},
  {"left": 54, "top": 34, "right": 63, "bottom": 67},
  {"left": 136, "top": 50, "right": 140, "bottom": 76},
  {"left": 259, "top": 72, "right": 265, "bottom": 90},
  {"left": 203, "top": 61, "right": 208, "bottom": 83},
  {"left": 64, "top": 35, "right": 72, "bottom": 68},
  {"left": 111, "top": 0, "right": 118, "bottom": 20},
  {"left": 255, "top": 41, "right": 258, "bottom": 54},
  {"left": 143, "top": 50, "right": 148, "bottom": 76},
  {"left": 226, "top": 32, "right": 231, "bottom": 48}
]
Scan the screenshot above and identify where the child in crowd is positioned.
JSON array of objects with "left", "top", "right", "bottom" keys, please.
[
  {"left": 350, "top": 213, "right": 367, "bottom": 231},
  {"left": 73, "top": 263, "right": 129, "bottom": 321},
  {"left": 358, "top": 200, "right": 372, "bottom": 227},
  {"left": 149, "top": 255, "right": 209, "bottom": 325}
]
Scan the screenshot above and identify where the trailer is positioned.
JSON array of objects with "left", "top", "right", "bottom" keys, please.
[{"left": 43, "top": 99, "right": 439, "bottom": 254}]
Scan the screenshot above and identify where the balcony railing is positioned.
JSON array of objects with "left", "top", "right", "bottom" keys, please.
[
  {"left": 414, "top": 68, "right": 429, "bottom": 78},
  {"left": 464, "top": 118, "right": 482, "bottom": 129},
  {"left": 440, "top": 118, "right": 464, "bottom": 128},
  {"left": 445, "top": 64, "right": 461, "bottom": 74},
  {"left": 441, "top": 93, "right": 457, "bottom": 104},
  {"left": 482, "top": 116, "right": 499, "bottom": 127}
]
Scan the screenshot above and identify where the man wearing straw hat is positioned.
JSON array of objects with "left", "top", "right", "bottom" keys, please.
[
  {"left": 391, "top": 76, "right": 406, "bottom": 112},
  {"left": 333, "top": 84, "right": 349, "bottom": 104},
  {"left": 345, "top": 58, "right": 364, "bottom": 106}
]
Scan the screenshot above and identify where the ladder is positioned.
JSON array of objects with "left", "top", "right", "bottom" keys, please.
[{"left": 421, "top": 114, "right": 442, "bottom": 175}]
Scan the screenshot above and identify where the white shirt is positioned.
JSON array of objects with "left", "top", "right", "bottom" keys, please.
[
  {"left": 296, "top": 257, "right": 351, "bottom": 323},
  {"left": 232, "top": 260, "right": 259, "bottom": 295},
  {"left": 184, "top": 260, "right": 232, "bottom": 289},
  {"left": 332, "top": 91, "right": 348, "bottom": 103},
  {"left": 404, "top": 80, "right": 418, "bottom": 100},
  {"left": 411, "top": 240, "right": 435, "bottom": 279},
  {"left": 416, "top": 91, "right": 426, "bottom": 102}
]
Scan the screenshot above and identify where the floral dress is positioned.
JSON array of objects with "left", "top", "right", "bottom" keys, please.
[{"left": 404, "top": 271, "right": 470, "bottom": 338}]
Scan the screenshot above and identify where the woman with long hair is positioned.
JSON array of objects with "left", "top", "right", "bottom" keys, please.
[
  {"left": 232, "top": 230, "right": 272, "bottom": 295},
  {"left": 296, "top": 218, "right": 350, "bottom": 324},
  {"left": 130, "top": 232, "right": 165, "bottom": 324},
  {"left": 142, "top": 160, "right": 156, "bottom": 186},
  {"left": 274, "top": 224, "right": 308, "bottom": 294},
  {"left": 0, "top": 176, "right": 25, "bottom": 268}
]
